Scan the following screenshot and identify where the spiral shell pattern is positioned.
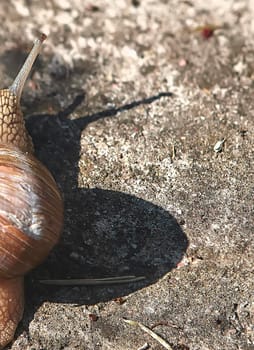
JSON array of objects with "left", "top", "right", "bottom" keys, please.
[{"left": 0, "top": 144, "right": 63, "bottom": 278}]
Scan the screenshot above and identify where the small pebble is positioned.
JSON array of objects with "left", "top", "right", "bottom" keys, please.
[
  {"left": 138, "top": 343, "right": 150, "bottom": 350},
  {"left": 214, "top": 138, "right": 225, "bottom": 153}
]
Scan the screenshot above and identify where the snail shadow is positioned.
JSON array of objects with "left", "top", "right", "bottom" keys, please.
[
  {"left": 17, "top": 92, "right": 188, "bottom": 340},
  {"left": 28, "top": 188, "right": 188, "bottom": 304}
]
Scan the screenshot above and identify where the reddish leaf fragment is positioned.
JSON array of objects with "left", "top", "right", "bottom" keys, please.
[
  {"left": 88, "top": 313, "right": 98, "bottom": 322},
  {"left": 201, "top": 26, "right": 215, "bottom": 39}
]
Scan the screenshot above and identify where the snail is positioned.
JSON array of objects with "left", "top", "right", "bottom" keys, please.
[{"left": 0, "top": 34, "right": 63, "bottom": 348}]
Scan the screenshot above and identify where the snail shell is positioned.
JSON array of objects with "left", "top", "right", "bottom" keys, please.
[{"left": 0, "top": 144, "right": 63, "bottom": 279}]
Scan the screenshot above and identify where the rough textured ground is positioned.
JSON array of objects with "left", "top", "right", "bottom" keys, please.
[{"left": 0, "top": 0, "right": 253, "bottom": 349}]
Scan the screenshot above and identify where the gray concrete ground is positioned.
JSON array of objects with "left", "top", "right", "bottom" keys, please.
[{"left": 0, "top": 0, "right": 253, "bottom": 349}]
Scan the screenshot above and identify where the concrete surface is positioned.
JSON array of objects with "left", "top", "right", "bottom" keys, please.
[{"left": 0, "top": 0, "right": 253, "bottom": 349}]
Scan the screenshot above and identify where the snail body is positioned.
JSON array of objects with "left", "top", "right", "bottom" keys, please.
[{"left": 0, "top": 35, "right": 63, "bottom": 348}]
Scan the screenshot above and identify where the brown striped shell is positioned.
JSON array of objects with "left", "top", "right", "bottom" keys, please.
[{"left": 0, "top": 144, "right": 63, "bottom": 279}]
